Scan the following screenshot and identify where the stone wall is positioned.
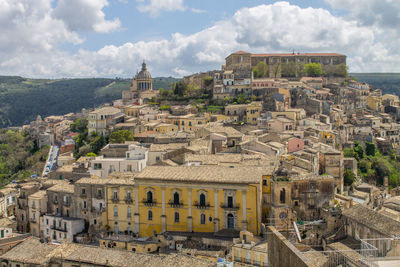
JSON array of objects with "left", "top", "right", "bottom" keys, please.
[{"left": 267, "top": 226, "right": 315, "bottom": 267}]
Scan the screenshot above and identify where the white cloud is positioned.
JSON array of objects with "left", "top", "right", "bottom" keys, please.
[
  {"left": 0, "top": 1, "right": 399, "bottom": 78},
  {"left": 53, "top": 0, "right": 121, "bottom": 33},
  {"left": 326, "top": 0, "right": 400, "bottom": 29},
  {"left": 191, "top": 8, "right": 207, "bottom": 14},
  {"left": 0, "top": 0, "right": 82, "bottom": 57},
  {"left": 136, "top": 0, "right": 185, "bottom": 17}
]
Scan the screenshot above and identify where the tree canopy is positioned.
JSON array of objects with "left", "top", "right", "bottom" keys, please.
[
  {"left": 253, "top": 62, "right": 269, "bottom": 78},
  {"left": 305, "top": 63, "right": 323, "bottom": 77},
  {"left": 109, "top": 130, "right": 134, "bottom": 144}
]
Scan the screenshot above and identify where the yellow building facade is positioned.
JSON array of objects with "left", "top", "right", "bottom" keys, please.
[
  {"left": 165, "top": 115, "right": 209, "bottom": 132},
  {"left": 245, "top": 103, "right": 262, "bottom": 125},
  {"left": 366, "top": 96, "right": 383, "bottom": 112},
  {"left": 154, "top": 123, "right": 178, "bottom": 134},
  {"left": 103, "top": 166, "right": 271, "bottom": 237}
]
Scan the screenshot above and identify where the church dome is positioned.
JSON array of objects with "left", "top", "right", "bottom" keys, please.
[{"left": 136, "top": 61, "right": 152, "bottom": 80}]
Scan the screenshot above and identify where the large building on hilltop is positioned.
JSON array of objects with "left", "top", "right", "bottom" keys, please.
[
  {"left": 130, "top": 61, "right": 153, "bottom": 91},
  {"left": 121, "top": 61, "right": 158, "bottom": 104},
  {"left": 224, "top": 51, "right": 347, "bottom": 78}
]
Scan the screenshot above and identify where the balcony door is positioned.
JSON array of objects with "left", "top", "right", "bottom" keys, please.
[{"left": 227, "top": 213, "right": 234, "bottom": 229}]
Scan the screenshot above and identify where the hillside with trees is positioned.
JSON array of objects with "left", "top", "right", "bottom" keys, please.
[
  {"left": 0, "top": 129, "right": 48, "bottom": 186},
  {"left": 344, "top": 141, "right": 400, "bottom": 188},
  {"left": 0, "top": 76, "right": 180, "bottom": 128}
]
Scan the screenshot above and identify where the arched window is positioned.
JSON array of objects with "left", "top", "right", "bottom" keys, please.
[
  {"left": 148, "top": 210, "right": 153, "bottom": 221},
  {"left": 173, "top": 192, "right": 180, "bottom": 204},
  {"left": 199, "top": 193, "right": 206, "bottom": 206},
  {"left": 280, "top": 188, "right": 286, "bottom": 204},
  {"left": 200, "top": 214, "right": 206, "bottom": 224},
  {"left": 147, "top": 191, "right": 153, "bottom": 203}
]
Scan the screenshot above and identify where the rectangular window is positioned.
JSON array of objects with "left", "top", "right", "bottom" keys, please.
[
  {"left": 114, "top": 206, "right": 118, "bottom": 217},
  {"left": 174, "top": 212, "right": 179, "bottom": 223},
  {"left": 228, "top": 196, "right": 233, "bottom": 208},
  {"left": 81, "top": 188, "right": 86, "bottom": 195},
  {"left": 127, "top": 165, "right": 132, "bottom": 172}
]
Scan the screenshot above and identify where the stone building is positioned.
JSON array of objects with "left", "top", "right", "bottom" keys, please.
[
  {"left": 87, "top": 106, "right": 124, "bottom": 136},
  {"left": 103, "top": 166, "right": 268, "bottom": 237},
  {"left": 131, "top": 61, "right": 153, "bottom": 92},
  {"left": 269, "top": 167, "right": 335, "bottom": 228},
  {"left": 46, "top": 182, "right": 75, "bottom": 217},
  {"left": 15, "top": 182, "right": 40, "bottom": 233},
  {"left": 0, "top": 187, "right": 17, "bottom": 217},
  {"left": 42, "top": 215, "right": 85, "bottom": 243},
  {"left": 74, "top": 177, "right": 108, "bottom": 234},
  {"left": 225, "top": 51, "right": 346, "bottom": 78},
  {"left": 320, "top": 149, "right": 344, "bottom": 194},
  {"left": 342, "top": 204, "right": 400, "bottom": 258},
  {"left": 89, "top": 144, "right": 148, "bottom": 178},
  {"left": 122, "top": 61, "right": 158, "bottom": 103},
  {"left": 27, "top": 190, "right": 47, "bottom": 238}
]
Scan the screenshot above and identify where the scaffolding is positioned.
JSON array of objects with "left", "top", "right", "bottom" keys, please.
[{"left": 302, "top": 237, "right": 400, "bottom": 267}]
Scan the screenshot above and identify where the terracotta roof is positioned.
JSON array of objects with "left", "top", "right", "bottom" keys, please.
[
  {"left": 252, "top": 52, "right": 345, "bottom": 57},
  {"left": 75, "top": 177, "right": 109, "bottom": 185},
  {"left": 184, "top": 153, "right": 277, "bottom": 166},
  {"left": 201, "top": 124, "right": 243, "bottom": 138},
  {"left": 53, "top": 243, "right": 214, "bottom": 267},
  {"left": 0, "top": 237, "right": 58, "bottom": 264},
  {"left": 149, "top": 143, "right": 188, "bottom": 152},
  {"left": 231, "top": 51, "right": 251, "bottom": 55},
  {"left": 2, "top": 238, "right": 214, "bottom": 267},
  {"left": 135, "top": 166, "right": 272, "bottom": 184},
  {"left": 28, "top": 190, "right": 47, "bottom": 199},
  {"left": 342, "top": 204, "right": 400, "bottom": 237},
  {"left": 47, "top": 182, "right": 74, "bottom": 194}
]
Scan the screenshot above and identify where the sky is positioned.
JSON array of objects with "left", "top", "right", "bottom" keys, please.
[{"left": 0, "top": 0, "right": 399, "bottom": 78}]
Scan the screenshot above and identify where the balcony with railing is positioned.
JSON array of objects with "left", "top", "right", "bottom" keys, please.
[
  {"left": 168, "top": 201, "right": 183, "bottom": 208},
  {"left": 142, "top": 199, "right": 157, "bottom": 207},
  {"left": 50, "top": 224, "right": 67, "bottom": 232},
  {"left": 193, "top": 201, "right": 210, "bottom": 210},
  {"left": 111, "top": 197, "right": 119, "bottom": 203},
  {"left": 220, "top": 203, "right": 240, "bottom": 211},
  {"left": 125, "top": 197, "right": 133, "bottom": 204}
]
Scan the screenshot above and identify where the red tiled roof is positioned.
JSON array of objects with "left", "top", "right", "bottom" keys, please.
[
  {"left": 231, "top": 51, "right": 251, "bottom": 55},
  {"left": 252, "top": 53, "right": 344, "bottom": 57}
]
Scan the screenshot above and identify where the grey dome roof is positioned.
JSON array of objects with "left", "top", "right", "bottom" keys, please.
[{"left": 136, "top": 61, "right": 152, "bottom": 80}]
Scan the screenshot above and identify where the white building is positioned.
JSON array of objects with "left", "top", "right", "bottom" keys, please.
[
  {"left": 89, "top": 144, "right": 148, "bottom": 178},
  {"left": 42, "top": 215, "right": 85, "bottom": 243},
  {"left": 88, "top": 107, "right": 124, "bottom": 136},
  {"left": 0, "top": 187, "right": 17, "bottom": 217},
  {"left": 0, "top": 217, "right": 15, "bottom": 239}
]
